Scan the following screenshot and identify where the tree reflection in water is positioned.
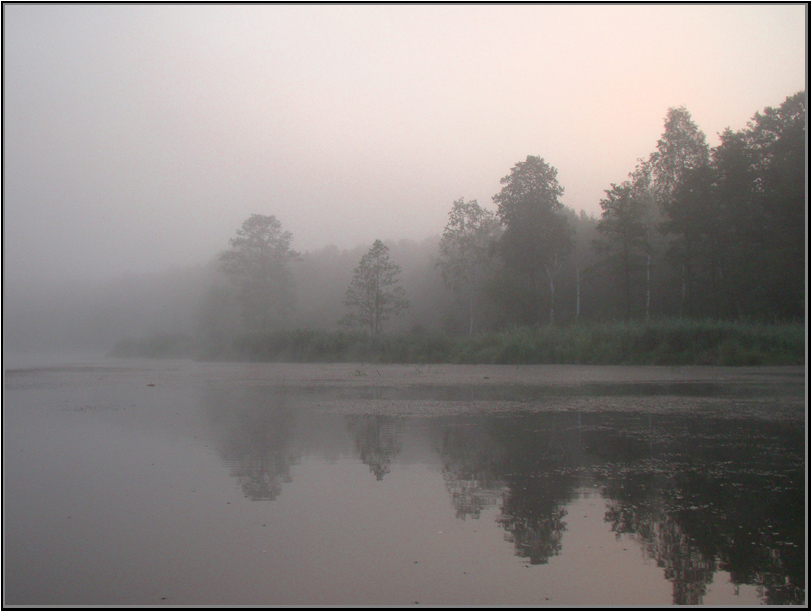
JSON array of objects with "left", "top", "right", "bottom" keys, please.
[
  {"left": 588, "top": 414, "right": 805, "bottom": 605},
  {"left": 345, "top": 415, "right": 402, "bottom": 480},
  {"left": 601, "top": 469, "right": 717, "bottom": 605},
  {"left": 490, "top": 414, "right": 582, "bottom": 565},
  {"left": 203, "top": 386, "right": 299, "bottom": 501},
  {"left": 436, "top": 409, "right": 804, "bottom": 603},
  {"left": 437, "top": 417, "right": 505, "bottom": 519},
  {"left": 198, "top": 381, "right": 804, "bottom": 604},
  {"left": 437, "top": 413, "right": 584, "bottom": 564}
]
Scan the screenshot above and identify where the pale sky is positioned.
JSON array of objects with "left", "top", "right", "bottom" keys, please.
[{"left": 3, "top": 4, "right": 807, "bottom": 283}]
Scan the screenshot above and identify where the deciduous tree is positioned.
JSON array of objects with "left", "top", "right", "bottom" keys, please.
[
  {"left": 493, "top": 155, "right": 574, "bottom": 325},
  {"left": 341, "top": 240, "right": 408, "bottom": 336},
  {"left": 594, "top": 181, "right": 651, "bottom": 319},
  {"left": 650, "top": 106, "right": 711, "bottom": 207},
  {"left": 742, "top": 90, "right": 806, "bottom": 319},
  {"left": 219, "top": 214, "right": 299, "bottom": 332},
  {"left": 437, "top": 198, "right": 500, "bottom": 335},
  {"left": 649, "top": 107, "right": 711, "bottom": 314}
]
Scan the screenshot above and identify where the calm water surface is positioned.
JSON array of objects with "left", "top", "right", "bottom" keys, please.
[{"left": 3, "top": 359, "right": 806, "bottom": 607}]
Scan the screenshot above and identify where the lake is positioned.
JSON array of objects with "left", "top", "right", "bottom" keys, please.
[{"left": 3, "top": 359, "right": 806, "bottom": 607}]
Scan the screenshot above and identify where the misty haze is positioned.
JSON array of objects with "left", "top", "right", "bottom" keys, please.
[{"left": 3, "top": 4, "right": 807, "bottom": 608}]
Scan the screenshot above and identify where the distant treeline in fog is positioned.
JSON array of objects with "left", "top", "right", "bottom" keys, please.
[{"left": 6, "top": 92, "right": 805, "bottom": 363}]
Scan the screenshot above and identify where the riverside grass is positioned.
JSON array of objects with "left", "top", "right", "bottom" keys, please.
[{"left": 194, "top": 319, "right": 805, "bottom": 366}]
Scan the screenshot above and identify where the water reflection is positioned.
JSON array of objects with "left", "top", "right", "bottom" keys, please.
[
  {"left": 495, "top": 416, "right": 581, "bottom": 565},
  {"left": 591, "top": 414, "right": 805, "bottom": 605},
  {"left": 436, "top": 414, "right": 581, "bottom": 564},
  {"left": 345, "top": 415, "right": 403, "bottom": 480},
  {"left": 203, "top": 386, "right": 299, "bottom": 500},
  {"left": 199, "top": 384, "right": 804, "bottom": 605},
  {"left": 438, "top": 419, "right": 505, "bottom": 519}
]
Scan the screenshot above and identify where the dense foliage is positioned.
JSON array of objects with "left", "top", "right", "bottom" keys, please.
[{"left": 587, "top": 93, "right": 805, "bottom": 322}]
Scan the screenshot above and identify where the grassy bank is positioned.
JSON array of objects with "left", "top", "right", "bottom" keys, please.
[{"left": 182, "top": 319, "right": 804, "bottom": 366}]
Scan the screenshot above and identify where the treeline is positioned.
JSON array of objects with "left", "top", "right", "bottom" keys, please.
[
  {"left": 203, "top": 320, "right": 803, "bottom": 366},
  {"left": 592, "top": 91, "right": 806, "bottom": 322},
  {"left": 468, "top": 89, "right": 806, "bottom": 328},
  {"left": 108, "top": 92, "right": 806, "bottom": 363}
]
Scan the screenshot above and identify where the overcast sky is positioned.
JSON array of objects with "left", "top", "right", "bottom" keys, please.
[{"left": 3, "top": 4, "right": 806, "bottom": 283}]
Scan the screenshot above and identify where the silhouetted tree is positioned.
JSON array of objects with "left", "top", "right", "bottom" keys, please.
[
  {"left": 219, "top": 214, "right": 300, "bottom": 332},
  {"left": 650, "top": 107, "right": 711, "bottom": 208},
  {"left": 494, "top": 156, "right": 574, "bottom": 325},
  {"left": 436, "top": 198, "right": 501, "bottom": 335},
  {"left": 665, "top": 164, "right": 723, "bottom": 316},
  {"left": 341, "top": 240, "right": 409, "bottom": 336},
  {"left": 569, "top": 210, "right": 597, "bottom": 322},
  {"left": 711, "top": 127, "right": 760, "bottom": 317},
  {"left": 594, "top": 181, "right": 651, "bottom": 319},
  {"left": 740, "top": 90, "right": 806, "bottom": 319},
  {"left": 649, "top": 91, "right": 807, "bottom": 320},
  {"left": 649, "top": 107, "right": 711, "bottom": 314},
  {"left": 628, "top": 161, "right": 661, "bottom": 319}
]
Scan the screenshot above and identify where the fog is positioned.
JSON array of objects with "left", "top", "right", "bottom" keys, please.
[
  {"left": 3, "top": 238, "right": 455, "bottom": 354},
  {"left": 3, "top": 4, "right": 806, "bottom": 355}
]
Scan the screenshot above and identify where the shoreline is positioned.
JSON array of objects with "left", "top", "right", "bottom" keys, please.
[
  {"left": 188, "top": 361, "right": 807, "bottom": 387},
  {"left": 13, "top": 357, "right": 801, "bottom": 388},
  {"left": 6, "top": 358, "right": 804, "bottom": 420}
]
